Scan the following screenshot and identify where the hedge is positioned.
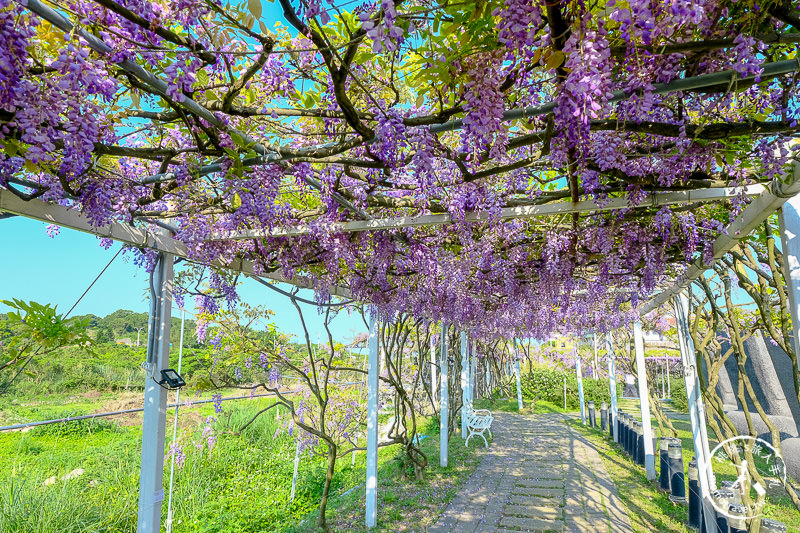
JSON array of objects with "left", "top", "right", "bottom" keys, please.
[{"left": 513, "top": 366, "right": 621, "bottom": 411}]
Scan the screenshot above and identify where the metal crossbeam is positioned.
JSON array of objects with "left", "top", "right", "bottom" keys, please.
[
  {"left": 0, "top": 189, "right": 352, "bottom": 298},
  {"left": 432, "top": 59, "right": 800, "bottom": 133},
  {"left": 641, "top": 163, "right": 800, "bottom": 314},
  {"left": 206, "top": 185, "right": 765, "bottom": 240}
]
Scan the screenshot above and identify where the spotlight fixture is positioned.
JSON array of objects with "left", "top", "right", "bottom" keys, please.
[{"left": 158, "top": 368, "right": 186, "bottom": 389}]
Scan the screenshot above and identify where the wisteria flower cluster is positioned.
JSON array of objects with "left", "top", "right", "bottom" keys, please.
[{"left": 1, "top": 0, "right": 797, "bottom": 343}]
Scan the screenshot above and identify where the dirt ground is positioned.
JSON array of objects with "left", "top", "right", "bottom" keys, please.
[{"left": 95, "top": 391, "right": 208, "bottom": 428}]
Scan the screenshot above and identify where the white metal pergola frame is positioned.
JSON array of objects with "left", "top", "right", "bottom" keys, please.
[
  {"left": 597, "top": 162, "right": 800, "bottom": 531},
  {"left": 2, "top": 163, "right": 799, "bottom": 531},
  {"left": 0, "top": 189, "right": 352, "bottom": 299},
  {"left": 2, "top": 0, "right": 800, "bottom": 528},
  {"left": 204, "top": 186, "right": 766, "bottom": 240}
]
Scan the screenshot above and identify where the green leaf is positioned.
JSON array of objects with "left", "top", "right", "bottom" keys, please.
[
  {"left": 232, "top": 192, "right": 242, "bottom": 210},
  {"left": 3, "top": 139, "right": 18, "bottom": 158},
  {"left": 23, "top": 159, "right": 39, "bottom": 173},
  {"left": 544, "top": 51, "right": 565, "bottom": 70},
  {"left": 442, "top": 22, "right": 460, "bottom": 36},
  {"left": 230, "top": 131, "right": 247, "bottom": 148},
  {"left": 248, "top": 0, "right": 262, "bottom": 19}
]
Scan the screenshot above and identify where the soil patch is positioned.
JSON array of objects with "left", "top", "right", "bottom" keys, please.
[{"left": 94, "top": 393, "right": 144, "bottom": 426}]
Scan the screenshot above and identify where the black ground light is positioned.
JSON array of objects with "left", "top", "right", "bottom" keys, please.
[
  {"left": 760, "top": 518, "right": 788, "bottom": 533},
  {"left": 727, "top": 504, "right": 746, "bottom": 533},
  {"left": 635, "top": 422, "right": 644, "bottom": 466},
  {"left": 712, "top": 489, "right": 733, "bottom": 533},
  {"left": 687, "top": 459, "right": 701, "bottom": 530},
  {"left": 667, "top": 440, "right": 686, "bottom": 503},
  {"left": 600, "top": 401, "right": 608, "bottom": 432},
  {"left": 659, "top": 438, "right": 672, "bottom": 491}
]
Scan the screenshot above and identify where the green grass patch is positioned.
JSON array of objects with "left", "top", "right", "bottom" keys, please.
[
  {"left": 568, "top": 418, "right": 693, "bottom": 533},
  {"left": 475, "top": 397, "right": 571, "bottom": 415},
  {"left": 0, "top": 395, "right": 487, "bottom": 533},
  {"left": 573, "top": 399, "right": 800, "bottom": 532},
  {"left": 294, "top": 418, "right": 487, "bottom": 532}
]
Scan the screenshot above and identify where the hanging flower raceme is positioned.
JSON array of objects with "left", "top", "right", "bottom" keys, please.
[
  {"left": 461, "top": 52, "right": 508, "bottom": 164},
  {"left": 495, "top": 0, "right": 543, "bottom": 61},
  {"left": 553, "top": 24, "right": 613, "bottom": 162},
  {"left": 358, "top": 0, "right": 405, "bottom": 53}
]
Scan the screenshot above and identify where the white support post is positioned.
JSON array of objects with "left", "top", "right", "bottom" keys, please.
[
  {"left": 633, "top": 321, "right": 656, "bottom": 480},
  {"left": 353, "top": 348, "right": 368, "bottom": 466},
  {"left": 779, "top": 195, "right": 800, "bottom": 358},
  {"left": 290, "top": 441, "right": 301, "bottom": 501},
  {"left": 440, "top": 323, "right": 449, "bottom": 467},
  {"left": 673, "top": 293, "right": 717, "bottom": 533},
  {"left": 513, "top": 340, "right": 523, "bottom": 411},
  {"left": 576, "top": 347, "right": 586, "bottom": 424},
  {"left": 461, "top": 331, "right": 468, "bottom": 439},
  {"left": 667, "top": 356, "right": 671, "bottom": 399},
  {"left": 366, "top": 310, "right": 379, "bottom": 528},
  {"left": 606, "top": 334, "right": 619, "bottom": 442},
  {"left": 470, "top": 341, "right": 477, "bottom": 402},
  {"left": 138, "top": 252, "right": 173, "bottom": 533},
  {"left": 593, "top": 333, "right": 599, "bottom": 379},
  {"left": 430, "top": 334, "right": 438, "bottom": 409},
  {"left": 165, "top": 309, "right": 185, "bottom": 533}
]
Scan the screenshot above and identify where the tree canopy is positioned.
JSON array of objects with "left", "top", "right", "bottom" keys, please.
[{"left": 2, "top": 0, "right": 799, "bottom": 338}]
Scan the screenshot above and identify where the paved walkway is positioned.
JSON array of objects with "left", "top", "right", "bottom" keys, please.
[{"left": 428, "top": 412, "right": 633, "bottom": 533}]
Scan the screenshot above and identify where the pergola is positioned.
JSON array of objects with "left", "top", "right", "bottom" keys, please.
[
  {"left": 3, "top": 0, "right": 800, "bottom": 530},
  {"left": 4, "top": 162, "right": 800, "bottom": 531}
]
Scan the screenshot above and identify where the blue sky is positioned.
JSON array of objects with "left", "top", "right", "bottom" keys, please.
[{"left": 0, "top": 217, "right": 366, "bottom": 344}]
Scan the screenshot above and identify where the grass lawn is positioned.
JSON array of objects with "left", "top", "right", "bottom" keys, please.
[
  {"left": 475, "top": 397, "right": 571, "bottom": 415},
  {"left": 0, "top": 391, "right": 486, "bottom": 532},
  {"left": 570, "top": 398, "right": 800, "bottom": 532},
  {"left": 294, "top": 419, "right": 489, "bottom": 532}
]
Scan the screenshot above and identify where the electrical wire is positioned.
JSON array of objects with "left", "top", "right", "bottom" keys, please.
[
  {"left": 1, "top": 245, "right": 124, "bottom": 393},
  {"left": 65, "top": 246, "right": 124, "bottom": 318}
]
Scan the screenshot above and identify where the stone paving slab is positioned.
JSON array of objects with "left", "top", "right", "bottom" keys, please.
[
  {"left": 514, "top": 486, "right": 564, "bottom": 499},
  {"left": 427, "top": 412, "right": 633, "bottom": 533},
  {"left": 514, "top": 478, "right": 564, "bottom": 488}
]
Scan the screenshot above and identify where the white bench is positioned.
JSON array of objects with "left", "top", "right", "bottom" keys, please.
[{"left": 463, "top": 400, "right": 494, "bottom": 447}]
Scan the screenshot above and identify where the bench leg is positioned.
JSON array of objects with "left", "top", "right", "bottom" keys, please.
[{"left": 467, "top": 428, "right": 489, "bottom": 448}]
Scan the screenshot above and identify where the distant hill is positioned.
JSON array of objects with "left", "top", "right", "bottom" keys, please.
[
  {"left": 1, "top": 304, "right": 292, "bottom": 393},
  {"left": 70, "top": 309, "right": 203, "bottom": 348}
]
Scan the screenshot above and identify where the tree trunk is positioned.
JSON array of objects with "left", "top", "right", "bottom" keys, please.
[{"left": 316, "top": 442, "right": 337, "bottom": 532}]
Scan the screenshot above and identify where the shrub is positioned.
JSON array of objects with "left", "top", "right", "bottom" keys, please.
[
  {"left": 515, "top": 365, "right": 620, "bottom": 410},
  {"left": 30, "top": 412, "right": 120, "bottom": 437},
  {"left": 667, "top": 378, "right": 688, "bottom": 413}
]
